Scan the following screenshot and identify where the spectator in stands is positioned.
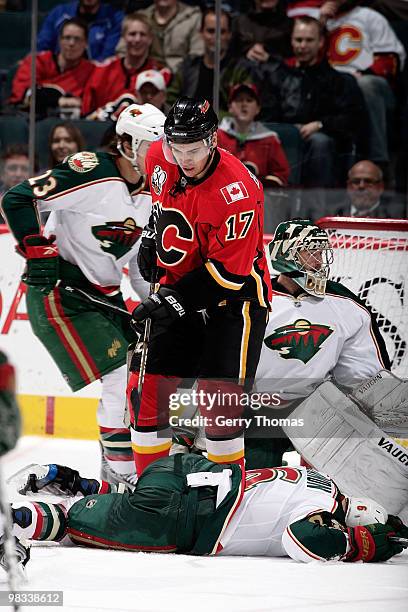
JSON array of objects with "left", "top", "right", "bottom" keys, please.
[
  {"left": 139, "top": 0, "right": 204, "bottom": 72},
  {"left": 10, "top": 18, "right": 94, "bottom": 119},
  {"left": 37, "top": 0, "right": 123, "bottom": 62},
  {"left": 0, "top": 145, "right": 30, "bottom": 219},
  {"left": 286, "top": 0, "right": 358, "bottom": 22},
  {"left": 135, "top": 69, "right": 168, "bottom": 112},
  {"left": 218, "top": 83, "right": 289, "bottom": 187},
  {"left": 81, "top": 13, "right": 168, "bottom": 119},
  {"left": 255, "top": 16, "right": 364, "bottom": 219},
  {"left": 167, "top": 7, "right": 249, "bottom": 113},
  {"left": 326, "top": 4, "right": 406, "bottom": 169},
  {"left": 335, "top": 159, "right": 405, "bottom": 218},
  {"left": 48, "top": 122, "right": 85, "bottom": 167},
  {"left": 231, "top": 0, "right": 292, "bottom": 63}
]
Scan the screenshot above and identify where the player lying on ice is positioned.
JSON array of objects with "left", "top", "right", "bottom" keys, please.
[{"left": 2, "top": 453, "right": 407, "bottom": 573}]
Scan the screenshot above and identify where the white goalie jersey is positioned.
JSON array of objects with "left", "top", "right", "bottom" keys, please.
[{"left": 255, "top": 279, "right": 390, "bottom": 401}]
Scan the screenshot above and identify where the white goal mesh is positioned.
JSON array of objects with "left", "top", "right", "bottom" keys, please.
[{"left": 317, "top": 217, "right": 408, "bottom": 378}]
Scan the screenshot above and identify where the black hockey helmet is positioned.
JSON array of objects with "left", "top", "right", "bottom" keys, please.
[{"left": 164, "top": 97, "right": 218, "bottom": 144}]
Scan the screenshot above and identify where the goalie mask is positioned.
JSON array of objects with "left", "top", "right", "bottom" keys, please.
[
  {"left": 268, "top": 220, "right": 334, "bottom": 297},
  {"left": 345, "top": 496, "right": 388, "bottom": 527},
  {"left": 116, "top": 103, "right": 165, "bottom": 171}
]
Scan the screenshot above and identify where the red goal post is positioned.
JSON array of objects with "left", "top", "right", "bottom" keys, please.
[{"left": 316, "top": 217, "right": 408, "bottom": 378}]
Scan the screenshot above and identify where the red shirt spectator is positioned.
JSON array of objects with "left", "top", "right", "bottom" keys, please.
[
  {"left": 81, "top": 13, "right": 169, "bottom": 118},
  {"left": 10, "top": 18, "right": 94, "bottom": 109},
  {"left": 218, "top": 84, "right": 290, "bottom": 187}
]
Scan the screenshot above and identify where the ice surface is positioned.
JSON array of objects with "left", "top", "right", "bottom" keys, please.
[{"left": 1, "top": 437, "right": 407, "bottom": 612}]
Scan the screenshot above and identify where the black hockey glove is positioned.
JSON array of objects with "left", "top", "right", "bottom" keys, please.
[
  {"left": 22, "top": 234, "right": 59, "bottom": 292},
  {"left": 130, "top": 287, "right": 186, "bottom": 335},
  {"left": 137, "top": 223, "right": 158, "bottom": 283},
  {"left": 387, "top": 515, "right": 408, "bottom": 538},
  {"left": 345, "top": 524, "right": 403, "bottom": 562}
]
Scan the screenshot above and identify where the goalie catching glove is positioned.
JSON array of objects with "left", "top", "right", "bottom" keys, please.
[
  {"left": 21, "top": 234, "right": 59, "bottom": 292},
  {"left": 130, "top": 286, "right": 186, "bottom": 335}
]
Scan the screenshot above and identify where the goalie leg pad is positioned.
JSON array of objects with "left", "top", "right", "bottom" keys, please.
[
  {"left": 352, "top": 370, "right": 408, "bottom": 439},
  {"left": 283, "top": 381, "right": 408, "bottom": 515}
]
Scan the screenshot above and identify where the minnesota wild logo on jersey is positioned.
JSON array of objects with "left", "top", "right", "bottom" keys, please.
[
  {"left": 91, "top": 217, "right": 142, "bottom": 259},
  {"left": 264, "top": 319, "right": 334, "bottom": 364}
]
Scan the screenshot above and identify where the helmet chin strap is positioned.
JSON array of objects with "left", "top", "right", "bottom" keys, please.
[{"left": 117, "top": 141, "right": 142, "bottom": 174}]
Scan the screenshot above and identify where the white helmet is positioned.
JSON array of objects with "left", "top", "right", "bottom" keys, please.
[
  {"left": 345, "top": 496, "right": 388, "bottom": 527},
  {"left": 116, "top": 103, "right": 165, "bottom": 167}
]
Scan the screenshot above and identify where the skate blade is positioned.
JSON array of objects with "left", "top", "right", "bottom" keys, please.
[{"left": 6, "top": 464, "right": 53, "bottom": 496}]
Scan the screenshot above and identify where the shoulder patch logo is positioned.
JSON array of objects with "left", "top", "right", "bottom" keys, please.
[
  {"left": 151, "top": 165, "right": 167, "bottom": 196},
  {"left": 68, "top": 151, "right": 99, "bottom": 173},
  {"left": 220, "top": 181, "right": 249, "bottom": 204},
  {"left": 264, "top": 319, "right": 334, "bottom": 364},
  {"left": 91, "top": 217, "right": 142, "bottom": 259}
]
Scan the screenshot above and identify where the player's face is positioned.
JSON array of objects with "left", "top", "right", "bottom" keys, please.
[
  {"left": 1, "top": 155, "right": 29, "bottom": 188},
  {"left": 51, "top": 127, "right": 79, "bottom": 164},
  {"left": 298, "top": 248, "right": 323, "bottom": 272},
  {"left": 229, "top": 92, "right": 260, "bottom": 123},
  {"left": 59, "top": 24, "right": 87, "bottom": 62},
  {"left": 291, "top": 22, "right": 323, "bottom": 66},
  {"left": 169, "top": 139, "right": 214, "bottom": 177},
  {"left": 124, "top": 21, "right": 153, "bottom": 58},
  {"left": 347, "top": 165, "right": 384, "bottom": 209}
]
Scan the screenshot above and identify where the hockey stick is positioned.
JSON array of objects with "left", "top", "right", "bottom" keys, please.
[
  {"left": 0, "top": 462, "right": 21, "bottom": 611},
  {"left": 137, "top": 278, "right": 156, "bottom": 396},
  {"left": 60, "top": 284, "right": 131, "bottom": 318}
]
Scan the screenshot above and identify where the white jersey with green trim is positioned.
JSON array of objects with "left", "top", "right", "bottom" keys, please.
[
  {"left": 3, "top": 151, "right": 151, "bottom": 292},
  {"left": 40, "top": 153, "right": 151, "bottom": 290},
  {"left": 219, "top": 466, "right": 339, "bottom": 558},
  {"left": 254, "top": 281, "right": 388, "bottom": 401}
]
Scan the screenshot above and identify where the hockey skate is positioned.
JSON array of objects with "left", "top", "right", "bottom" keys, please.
[
  {"left": 7, "top": 464, "right": 101, "bottom": 498},
  {"left": 99, "top": 443, "right": 138, "bottom": 488}
]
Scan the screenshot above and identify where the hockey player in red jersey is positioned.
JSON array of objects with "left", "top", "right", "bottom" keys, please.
[{"left": 128, "top": 97, "right": 272, "bottom": 475}]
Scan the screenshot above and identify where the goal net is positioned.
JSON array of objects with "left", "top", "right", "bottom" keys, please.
[{"left": 317, "top": 217, "right": 408, "bottom": 378}]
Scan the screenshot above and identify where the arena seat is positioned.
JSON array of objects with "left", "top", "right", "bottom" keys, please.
[
  {"left": 0, "top": 12, "right": 32, "bottom": 71},
  {"left": 0, "top": 115, "right": 28, "bottom": 148},
  {"left": 264, "top": 122, "right": 303, "bottom": 186}
]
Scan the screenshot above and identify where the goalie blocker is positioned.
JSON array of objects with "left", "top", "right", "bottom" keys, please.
[{"left": 283, "top": 378, "right": 408, "bottom": 521}]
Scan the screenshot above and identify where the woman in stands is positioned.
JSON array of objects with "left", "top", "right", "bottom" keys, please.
[{"left": 48, "top": 122, "right": 85, "bottom": 168}]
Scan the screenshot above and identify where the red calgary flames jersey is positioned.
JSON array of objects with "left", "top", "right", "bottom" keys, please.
[{"left": 146, "top": 140, "right": 272, "bottom": 307}]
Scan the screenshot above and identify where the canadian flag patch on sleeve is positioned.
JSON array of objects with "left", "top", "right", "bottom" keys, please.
[{"left": 220, "top": 182, "right": 249, "bottom": 204}]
